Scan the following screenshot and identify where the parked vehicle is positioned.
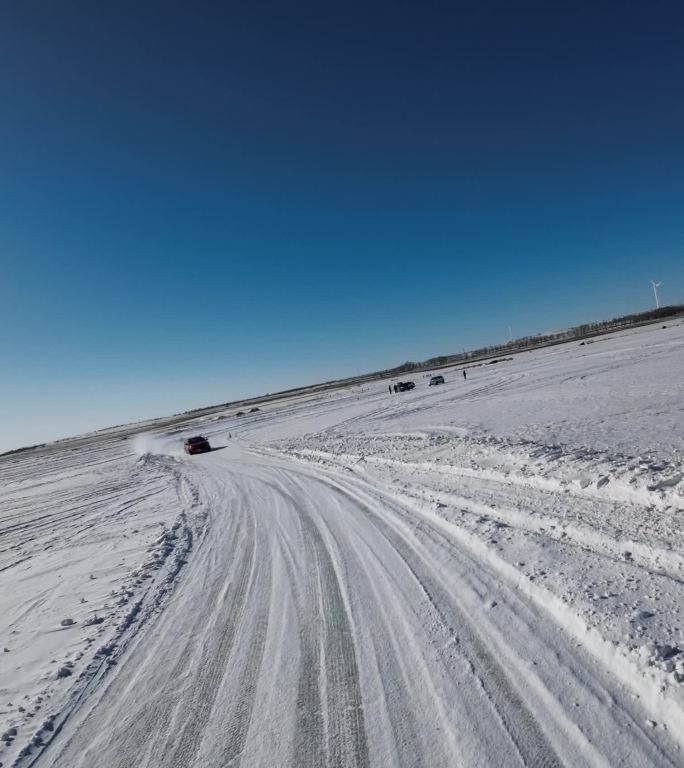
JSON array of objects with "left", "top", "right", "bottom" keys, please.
[
  {"left": 184, "top": 436, "right": 211, "bottom": 455},
  {"left": 429, "top": 375, "right": 445, "bottom": 386},
  {"left": 397, "top": 381, "right": 415, "bottom": 392}
]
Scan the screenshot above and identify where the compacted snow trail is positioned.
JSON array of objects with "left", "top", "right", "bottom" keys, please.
[
  {"left": 3, "top": 322, "right": 684, "bottom": 767},
  {"left": 36, "top": 445, "right": 681, "bottom": 768}
]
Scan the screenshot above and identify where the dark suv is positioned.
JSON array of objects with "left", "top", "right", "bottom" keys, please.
[
  {"left": 397, "top": 381, "right": 415, "bottom": 392},
  {"left": 429, "top": 375, "right": 445, "bottom": 386},
  {"left": 184, "top": 436, "right": 211, "bottom": 455}
]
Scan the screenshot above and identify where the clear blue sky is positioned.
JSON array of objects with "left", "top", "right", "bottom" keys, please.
[{"left": 2, "top": 1, "right": 683, "bottom": 451}]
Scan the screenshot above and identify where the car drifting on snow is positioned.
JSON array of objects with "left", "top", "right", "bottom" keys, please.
[
  {"left": 396, "top": 381, "right": 415, "bottom": 391},
  {"left": 183, "top": 436, "right": 211, "bottom": 455},
  {"left": 429, "top": 375, "right": 445, "bottom": 386}
]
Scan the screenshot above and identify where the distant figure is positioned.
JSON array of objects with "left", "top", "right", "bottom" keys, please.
[
  {"left": 463, "top": 369, "right": 467, "bottom": 380},
  {"left": 389, "top": 384, "right": 392, "bottom": 394}
]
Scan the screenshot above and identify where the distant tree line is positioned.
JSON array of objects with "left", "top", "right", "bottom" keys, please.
[{"left": 381, "top": 304, "right": 684, "bottom": 377}]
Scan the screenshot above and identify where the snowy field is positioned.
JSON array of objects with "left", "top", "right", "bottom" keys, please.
[{"left": 1, "top": 320, "right": 684, "bottom": 767}]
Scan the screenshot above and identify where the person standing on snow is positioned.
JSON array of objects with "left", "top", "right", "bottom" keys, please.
[
  {"left": 463, "top": 369, "right": 467, "bottom": 380},
  {"left": 389, "top": 384, "right": 392, "bottom": 394}
]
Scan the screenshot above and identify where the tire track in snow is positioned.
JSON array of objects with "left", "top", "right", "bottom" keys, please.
[
  {"left": 328, "top": 483, "right": 563, "bottom": 768},
  {"left": 42, "top": 473, "right": 253, "bottom": 768},
  {"left": 266, "top": 475, "right": 370, "bottom": 768},
  {"left": 280, "top": 528, "right": 326, "bottom": 768},
  {"left": 285, "top": 455, "right": 681, "bottom": 767},
  {"left": 328, "top": 526, "right": 429, "bottom": 768},
  {"left": 215, "top": 537, "right": 273, "bottom": 767},
  {"left": 298, "top": 511, "right": 370, "bottom": 768},
  {"left": 158, "top": 515, "right": 259, "bottom": 768},
  {"left": 278, "top": 465, "right": 554, "bottom": 766},
  {"left": 291, "top": 445, "right": 684, "bottom": 584}
]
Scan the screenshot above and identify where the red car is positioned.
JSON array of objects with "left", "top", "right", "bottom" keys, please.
[{"left": 184, "top": 436, "right": 211, "bottom": 455}]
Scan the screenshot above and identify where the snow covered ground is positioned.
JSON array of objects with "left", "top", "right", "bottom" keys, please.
[{"left": 1, "top": 320, "right": 683, "bottom": 767}]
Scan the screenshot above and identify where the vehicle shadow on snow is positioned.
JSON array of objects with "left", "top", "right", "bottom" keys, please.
[{"left": 185, "top": 446, "right": 227, "bottom": 456}]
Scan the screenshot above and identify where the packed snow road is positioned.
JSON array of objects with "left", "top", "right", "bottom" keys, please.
[
  {"left": 36, "top": 447, "right": 682, "bottom": 767},
  {"left": 1, "top": 321, "right": 684, "bottom": 767}
]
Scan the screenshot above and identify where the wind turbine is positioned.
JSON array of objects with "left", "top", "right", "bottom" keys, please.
[{"left": 651, "top": 280, "right": 662, "bottom": 309}]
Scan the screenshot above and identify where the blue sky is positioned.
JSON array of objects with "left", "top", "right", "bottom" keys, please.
[{"left": 1, "top": 1, "right": 683, "bottom": 451}]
